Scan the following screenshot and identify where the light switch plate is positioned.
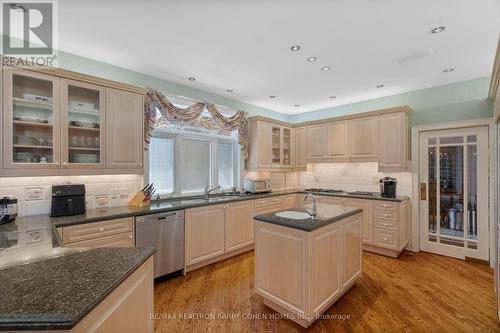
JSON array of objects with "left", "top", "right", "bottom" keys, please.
[{"left": 26, "top": 187, "right": 43, "bottom": 201}]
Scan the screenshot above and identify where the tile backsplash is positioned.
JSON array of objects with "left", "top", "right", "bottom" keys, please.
[
  {"left": 0, "top": 174, "right": 143, "bottom": 217},
  {"left": 299, "top": 162, "right": 412, "bottom": 197}
]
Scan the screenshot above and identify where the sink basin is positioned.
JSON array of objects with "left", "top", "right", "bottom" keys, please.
[
  {"left": 208, "top": 195, "right": 244, "bottom": 202},
  {"left": 275, "top": 211, "right": 311, "bottom": 220}
]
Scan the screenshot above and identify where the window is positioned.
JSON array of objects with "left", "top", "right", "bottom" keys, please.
[
  {"left": 149, "top": 137, "right": 174, "bottom": 194},
  {"left": 180, "top": 138, "right": 211, "bottom": 194},
  {"left": 148, "top": 129, "right": 239, "bottom": 197}
]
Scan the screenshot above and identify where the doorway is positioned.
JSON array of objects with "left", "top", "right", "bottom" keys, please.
[{"left": 419, "top": 126, "right": 489, "bottom": 261}]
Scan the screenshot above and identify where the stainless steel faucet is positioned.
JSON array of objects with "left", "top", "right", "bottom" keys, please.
[
  {"left": 204, "top": 185, "right": 220, "bottom": 199},
  {"left": 303, "top": 192, "right": 318, "bottom": 219}
]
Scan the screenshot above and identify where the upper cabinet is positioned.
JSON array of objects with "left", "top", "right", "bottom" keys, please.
[
  {"left": 106, "top": 88, "right": 143, "bottom": 169},
  {"left": 378, "top": 111, "right": 409, "bottom": 172},
  {"left": 348, "top": 116, "right": 379, "bottom": 161},
  {"left": 247, "top": 119, "right": 298, "bottom": 171},
  {"left": 306, "top": 124, "right": 327, "bottom": 161},
  {"left": 326, "top": 121, "right": 349, "bottom": 161},
  {"left": 294, "top": 127, "right": 307, "bottom": 168},
  {"left": 1, "top": 67, "right": 145, "bottom": 176}
]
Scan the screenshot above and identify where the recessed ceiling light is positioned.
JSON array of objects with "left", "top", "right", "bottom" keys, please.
[
  {"left": 307, "top": 57, "right": 318, "bottom": 62},
  {"left": 321, "top": 66, "right": 330, "bottom": 71},
  {"left": 269, "top": 95, "right": 276, "bottom": 99},
  {"left": 294, "top": 104, "right": 300, "bottom": 107},
  {"left": 188, "top": 77, "right": 196, "bottom": 81},
  {"left": 443, "top": 68, "right": 455, "bottom": 73},
  {"left": 329, "top": 96, "right": 336, "bottom": 99},
  {"left": 376, "top": 84, "right": 384, "bottom": 88},
  {"left": 226, "top": 89, "right": 233, "bottom": 93},
  {"left": 430, "top": 26, "right": 446, "bottom": 34},
  {"left": 290, "top": 45, "right": 301, "bottom": 51}
]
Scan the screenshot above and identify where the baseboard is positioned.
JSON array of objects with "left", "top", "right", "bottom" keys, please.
[{"left": 185, "top": 245, "right": 254, "bottom": 273}]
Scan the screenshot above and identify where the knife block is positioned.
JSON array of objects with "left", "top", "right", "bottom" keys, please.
[{"left": 128, "top": 191, "right": 149, "bottom": 207}]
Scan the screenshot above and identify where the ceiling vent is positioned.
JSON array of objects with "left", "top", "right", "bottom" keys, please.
[{"left": 396, "top": 48, "right": 434, "bottom": 63}]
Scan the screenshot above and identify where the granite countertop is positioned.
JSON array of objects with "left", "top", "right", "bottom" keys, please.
[
  {"left": 254, "top": 203, "right": 363, "bottom": 232},
  {"left": 0, "top": 247, "right": 155, "bottom": 331},
  {"left": 49, "top": 189, "right": 407, "bottom": 229}
]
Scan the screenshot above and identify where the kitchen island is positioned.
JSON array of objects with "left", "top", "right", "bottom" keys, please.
[
  {"left": 254, "top": 202, "right": 363, "bottom": 328},
  {"left": 0, "top": 216, "right": 155, "bottom": 332}
]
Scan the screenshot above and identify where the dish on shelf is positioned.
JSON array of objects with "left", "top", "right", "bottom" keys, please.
[
  {"left": 21, "top": 93, "right": 53, "bottom": 104},
  {"left": 13, "top": 114, "right": 50, "bottom": 124},
  {"left": 14, "top": 135, "right": 36, "bottom": 145},
  {"left": 70, "top": 153, "right": 99, "bottom": 163},
  {"left": 69, "top": 120, "right": 100, "bottom": 129},
  {"left": 69, "top": 101, "right": 96, "bottom": 110}
]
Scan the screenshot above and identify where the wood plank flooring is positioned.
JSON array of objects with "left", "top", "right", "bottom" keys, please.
[{"left": 153, "top": 250, "right": 499, "bottom": 332}]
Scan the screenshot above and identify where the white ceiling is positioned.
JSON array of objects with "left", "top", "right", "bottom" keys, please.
[{"left": 58, "top": 0, "right": 500, "bottom": 115}]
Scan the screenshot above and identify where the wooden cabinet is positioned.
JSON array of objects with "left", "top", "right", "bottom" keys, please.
[
  {"left": 106, "top": 88, "right": 143, "bottom": 169},
  {"left": 342, "top": 198, "right": 374, "bottom": 245},
  {"left": 185, "top": 204, "right": 226, "bottom": 266},
  {"left": 326, "top": 121, "right": 349, "bottom": 161},
  {"left": 247, "top": 120, "right": 271, "bottom": 169},
  {"left": 341, "top": 215, "right": 362, "bottom": 289},
  {"left": 307, "top": 124, "right": 327, "bottom": 161},
  {"left": 1, "top": 66, "right": 145, "bottom": 176},
  {"left": 225, "top": 200, "right": 255, "bottom": 252},
  {"left": 271, "top": 125, "right": 293, "bottom": 168},
  {"left": 379, "top": 111, "right": 408, "bottom": 171},
  {"left": 282, "top": 194, "right": 298, "bottom": 209},
  {"left": 254, "top": 196, "right": 284, "bottom": 215},
  {"left": 294, "top": 126, "right": 307, "bottom": 168},
  {"left": 348, "top": 116, "right": 379, "bottom": 161},
  {"left": 61, "top": 217, "right": 134, "bottom": 248}
]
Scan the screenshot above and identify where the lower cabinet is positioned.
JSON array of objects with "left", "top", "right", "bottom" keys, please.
[
  {"left": 185, "top": 201, "right": 255, "bottom": 270},
  {"left": 342, "top": 198, "right": 374, "bottom": 245},
  {"left": 61, "top": 217, "right": 134, "bottom": 248},
  {"left": 282, "top": 194, "right": 299, "bottom": 210}
]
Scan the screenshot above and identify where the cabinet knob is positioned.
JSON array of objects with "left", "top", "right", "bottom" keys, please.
[
  {"left": 384, "top": 237, "right": 388, "bottom": 241},
  {"left": 54, "top": 161, "right": 60, "bottom": 166},
  {"left": 139, "top": 163, "right": 143, "bottom": 166},
  {"left": 62, "top": 162, "right": 68, "bottom": 166},
  {"left": 99, "top": 227, "right": 104, "bottom": 232},
  {"left": 384, "top": 204, "right": 388, "bottom": 208},
  {"left": 128, "top": 234, "right": 133, "bottom": 239}
]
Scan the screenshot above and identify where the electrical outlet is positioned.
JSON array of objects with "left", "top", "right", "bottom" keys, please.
[
  {"left": 119, "top": 187, "right": 128, "bottom": 199},
  {"left": 96, "top": 195, "right": 109, "bottom": 208},
  {"left": 111, "top": 188, "right": 118, "bottom": 199},
  {"left": 26, "top": 187, "right": 43, "bottom": 201}
]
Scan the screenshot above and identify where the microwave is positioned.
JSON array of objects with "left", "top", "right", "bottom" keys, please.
[{"left": 243, "top": 179, "right": 271, "bottom": 193}]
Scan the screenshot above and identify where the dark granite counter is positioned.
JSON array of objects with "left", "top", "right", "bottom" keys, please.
[
  {"left": 254, "top": 203, "right": 363, "bottom": 232},
  {"left": 49, "top": 189, "right": 407, "bottom": 229},
  {"left": 0, "top": 247, "right": 155, "bottom": 331}
]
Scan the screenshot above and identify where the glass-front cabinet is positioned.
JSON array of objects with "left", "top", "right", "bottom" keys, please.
[
  {"left": 3, "top": 69, "right": 105, "bottom": 169},
  {"left": 3, "top": 69, "right": 61, "bottom": 169},
  {"left": 61, "top": 80, "right": 105, "bottom": 168},
  {"left": 270, "top": 125, "right": 293, "bottom": 168}
]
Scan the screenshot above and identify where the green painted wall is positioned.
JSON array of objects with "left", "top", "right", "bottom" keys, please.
[{"left": 288, "top": 77, "right": 493, "bottom": 126}]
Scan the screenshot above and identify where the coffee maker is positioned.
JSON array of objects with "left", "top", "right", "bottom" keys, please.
[
  {"left": 0, "top": 196, "right": 18, "bottom": 224},
  {"left": 379, "top": 177, "right": 397, "bottom": 198}
]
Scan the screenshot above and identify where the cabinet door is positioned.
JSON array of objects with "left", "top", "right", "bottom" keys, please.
[
  {"left": 348, "top": 116, "right": 379, "bottom": 160},
  {"left": 61, "top": 80, "right": 105, "bottom": 168},
  {"left": 295, "top": 127, "right": 307, "bottom": 168},
  {"left": 106, "top": 88, "right": 143, "bottom": 169},
  {"left": 225, "top": 200, "right": 255, "bottom": 252},
  {"left": 341, "top": 214, "right": 362, "bottom": 289},
  {"left": 271, "top": 126, "right": 282, "bottom": 167},
  {"left": 3, "top": 68, "right": 61, "bottom": 169},
  {"left": 307, "top": 124, "right": 327, "bottom": 161},
  {"left": 379, "top": 112, "right": 407, "bottom": 171},
  {"left": 343, "top": 198, "right": 374, "bottom": 245},
  {"left": 257, "top": 122, "right": 272, "bottom": 168},
  {"left": 326, "top": 121, "right": 348, "bottom": 160},
  {"left": 185, "top": 204, "right": 226, "bottom": 265},
  {"left": 282, "top": 194, "right": 298, "bottom": 209},
  {"left": 282, "top": 127, "right": 292, "bottom": 167}
]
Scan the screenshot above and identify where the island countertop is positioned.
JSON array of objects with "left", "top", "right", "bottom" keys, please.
[{"left": 254, "top": 203, "right": 363, "bottom": 232}]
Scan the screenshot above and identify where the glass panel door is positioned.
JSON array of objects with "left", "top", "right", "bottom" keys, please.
[
  {"left": 61, "top": 81, "right": 104, "bottom": 167},
  {"left": 5, "top": 70, "right": 60, "bottom": 168},
  {"left": 419, "top": 127, "right": 488, "bottom": 260},
  {"left": 282, "top": 128, "right": 291, "bottom": 167},
  {"left": 271, "top": 126, "right": 281, "bottom": 166}
]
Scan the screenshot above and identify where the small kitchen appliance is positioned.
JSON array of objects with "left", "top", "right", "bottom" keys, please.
[
  {"left": 379, "top": 177, "right": 397, "bottom": 198},
  {"left": 243, "top": 179, "right": 271, "bottom": 193},
  {"left": 50, "top": 184, "right": 86, "bottom": 217},
  {"left": 0, "top": 197, "right": 18, "bottom": 225}
]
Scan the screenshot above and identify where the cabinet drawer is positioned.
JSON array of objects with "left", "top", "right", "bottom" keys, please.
[
  {"left": 254, "top": 203, "right": 283, "bottom": 215},
  {"left": 375, "top": 219, "right": 398, "bottom": 230},
  {"left": 64, "top": 232, "right": 134, "bottom": 248},
  {"left": 375, "top": 201, "right": 397, "bottom": 211},
  {"left": 254, "top": 197, "right": 283, "bottom": 208},
  {"left": 374, "top": 228, "right": 397, "bottom": 249},
  {"left": 63, "top": 217, "right": 133, "bottom": 244},
  {"left": 374, "top": 209, "right": 397, "bottom": 221}
]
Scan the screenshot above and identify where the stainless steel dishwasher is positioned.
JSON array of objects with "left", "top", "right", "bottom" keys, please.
[{"left": 135, "top": 210, "right": 184, "bottom": 279}]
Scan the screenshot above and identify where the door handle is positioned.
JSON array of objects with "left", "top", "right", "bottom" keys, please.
[{"left": 420, "top": 183, "right": 427, "bottom": 200}]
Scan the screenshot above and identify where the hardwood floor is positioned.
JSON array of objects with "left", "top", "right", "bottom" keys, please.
[{"left": 154, "top": 250, "right": 499, "bottom": 332}]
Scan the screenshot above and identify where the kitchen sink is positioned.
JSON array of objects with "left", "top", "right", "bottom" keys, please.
[
  {"left": 207, "top": 195, "right": 245, "bottom": 202},
  {"left": 275, "top": 211, "right": 311, "bottom": 220}
]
